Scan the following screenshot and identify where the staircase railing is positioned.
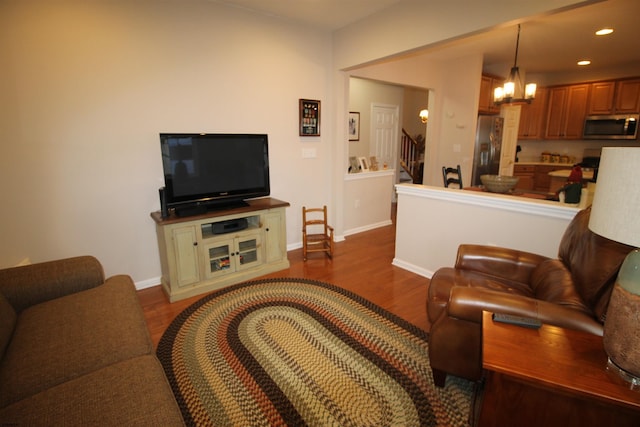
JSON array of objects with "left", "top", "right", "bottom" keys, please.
[{"left": 400, "top": 129, "right": 423, "bottom": 184}]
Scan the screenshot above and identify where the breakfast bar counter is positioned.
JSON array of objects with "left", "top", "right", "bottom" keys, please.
[{"left": 393, "top": 184, "right": 581, "bottom": 278}]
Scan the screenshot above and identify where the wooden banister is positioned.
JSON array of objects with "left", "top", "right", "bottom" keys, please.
[{"left": 400, "top": 129, "right": 424, "bottom": 184}]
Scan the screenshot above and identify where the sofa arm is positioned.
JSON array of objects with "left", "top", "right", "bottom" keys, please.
[
  {"left": 455, "top": 244, "right": 550, "bottom": 285},
  {"left": 448, "top": 287, "right": 604, "bottom": 335},
  {"left": 0, "top": 256, "right": 105, "bottom": 313}
]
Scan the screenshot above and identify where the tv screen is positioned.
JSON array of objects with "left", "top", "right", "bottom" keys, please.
[{"left": 160, "top": 133, "right": 270, "bottom": 214}]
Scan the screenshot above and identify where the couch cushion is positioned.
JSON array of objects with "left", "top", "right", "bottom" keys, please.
[
  {"left": 0, "top": 354, "right": 185, "bottom": 426},
  {"left": 0, "top": 275, "right": 153, "bottom": 408},
  {"left": 0, "top": 292, "right": 16, "bottom": 360},
  {"left": 558, "top": 207, "right": 633, "bottom": 320},
  {"left": 530, "top": 259, "right": 591, "bottom": 315},
  {"left": 428, "top": 267, "right": 534, "bottom": 323}
]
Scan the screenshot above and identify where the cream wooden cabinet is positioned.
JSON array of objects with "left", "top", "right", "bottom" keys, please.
[
  {"left": 152, "top": 198, "right": 290, "bottom": 302},
  {"left": 171, "top": 225, "right": 201, "bottom": 288}
]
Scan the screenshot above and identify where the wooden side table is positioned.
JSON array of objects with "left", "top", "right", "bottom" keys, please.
[{"left": 479, "top": 311, "right": 640, "bottom": 427}]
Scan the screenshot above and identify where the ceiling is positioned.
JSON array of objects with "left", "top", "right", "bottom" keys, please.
[
  {"left": 210, "top": 0, "right": 403, "bottom": 31},
  {"left": 212, "top": 0, "right": 640, "bottom": 83}
]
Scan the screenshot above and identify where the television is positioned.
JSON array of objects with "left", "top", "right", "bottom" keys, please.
[{"left": 160, "top": 133, "right": 270, "bottom": 216}]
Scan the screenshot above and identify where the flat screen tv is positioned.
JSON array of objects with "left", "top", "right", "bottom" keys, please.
[{"left": 160, "top": 133, "right": 270, "bottom": 216}]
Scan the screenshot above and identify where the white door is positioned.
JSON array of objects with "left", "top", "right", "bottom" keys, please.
[
  {"left": 371, "top": 104, "right": 399, "bottom": 169},
  {"left": 499, "top": 105, "right": 521, "bottom": 176}
]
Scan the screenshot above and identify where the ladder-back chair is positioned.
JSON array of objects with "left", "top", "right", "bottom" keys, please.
[
  {"left": 442, "top": 165, "right": 463, "bottom": 189},
  {"left": 302, "top": 206, "right": 334, "bottom": 261}
]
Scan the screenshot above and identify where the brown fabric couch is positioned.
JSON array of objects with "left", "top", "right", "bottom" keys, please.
[
  {"left": 427, "top": 207, "right": 633, "bottom": 385},
  {"left": 0, "top": 256, "right": 185, "bottom": 426}
]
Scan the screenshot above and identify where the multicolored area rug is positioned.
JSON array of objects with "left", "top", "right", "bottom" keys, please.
[{"left": 157, "top": 278, "right": 474, "bottom": 426}]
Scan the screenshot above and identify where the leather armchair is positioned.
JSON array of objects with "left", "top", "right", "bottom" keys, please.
[{"left": 427, "top": 207, "right": 633, "bottom": 386}]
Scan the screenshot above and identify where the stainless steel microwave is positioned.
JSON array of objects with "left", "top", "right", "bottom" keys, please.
[{"left": 583, "top": 114, "right": 639, "bottom": 139}]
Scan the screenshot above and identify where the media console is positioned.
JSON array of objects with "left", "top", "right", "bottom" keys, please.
[{"left": 151, "top": 197, "right": 290, "bottom": 302}]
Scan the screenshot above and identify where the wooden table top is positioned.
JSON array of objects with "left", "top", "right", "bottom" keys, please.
[{"left": 482, "top": 311, "right": 640, "bottom": 411}]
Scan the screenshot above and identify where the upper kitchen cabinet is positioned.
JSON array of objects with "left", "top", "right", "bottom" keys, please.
[
  {"left": 545, "top": 84, "right": 589, "bottom": 139},
  {"left": 588, "top": 78, "right": 640, "bottom": 114},
  {"left": 588, "top": 81, "right": 616, "bottom": 115},
  {"left": 614, "top": 78, "right": 640, "bottom": 113},
  {"left": 518, "top": 87, "right": 548, "bottom": 139},
  {"left": 479, "top": 74, "right": 502, "bottom": 114}
]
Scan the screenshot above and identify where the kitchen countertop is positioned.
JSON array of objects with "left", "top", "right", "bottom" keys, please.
[
  {"left": 465, "top": 186, "right": 557, "bottom": 201},
  {"left": 516, "top": 162, "right": 576, "bottom": 167},
  {"left": 549, "top": 169, "right": 594, "bottom": 179}
]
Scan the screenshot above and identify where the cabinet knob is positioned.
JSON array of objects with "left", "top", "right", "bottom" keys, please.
[
  {"left": 193, "top": 242, "right": 198, "bottom": 246},
  {"left": 266, "top": 228, "right": 270, "bottom": 232}
]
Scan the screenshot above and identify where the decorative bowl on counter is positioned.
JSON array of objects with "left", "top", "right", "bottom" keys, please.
[{"left": 480, "top": 174, "right": 520, "bottom": 193}]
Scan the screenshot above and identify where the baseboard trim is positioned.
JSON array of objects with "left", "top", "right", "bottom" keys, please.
[
  {"left": 135, "top": 276, "right": 161, "bottom": 291},
  {"left": 392, "top": 258, "right": 434, "bottom": 279},
  {"left": 344, "top": 220, "right": 392, "bottom": 237}
]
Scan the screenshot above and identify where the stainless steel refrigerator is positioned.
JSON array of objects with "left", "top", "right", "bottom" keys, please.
[{"left": 471, "top": 115, "right": 504, "bottom": 186}]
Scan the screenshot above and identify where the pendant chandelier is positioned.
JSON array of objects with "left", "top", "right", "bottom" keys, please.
[{"left": 494, "top": 24, "right": 537, "bottom": 105}]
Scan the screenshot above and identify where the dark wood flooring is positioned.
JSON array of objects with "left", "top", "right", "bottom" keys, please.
[{"left": 139, "top": 206, "right": 430, "bottom": 347}]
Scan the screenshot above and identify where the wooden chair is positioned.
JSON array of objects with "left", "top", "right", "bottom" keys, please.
[
  {"left": 302, "top": 206, "right": 334, "bottom": 261},
  {"left": 442, "top": 165, "right": 463, "bottom": 188}
]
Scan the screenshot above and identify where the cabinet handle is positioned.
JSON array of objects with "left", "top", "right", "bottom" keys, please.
[
  {"left": 193, "top": 242, "right": 198, "bottom": 246},
  {"left": 266, "top": 228, "right": 270, "bottom": 232}
]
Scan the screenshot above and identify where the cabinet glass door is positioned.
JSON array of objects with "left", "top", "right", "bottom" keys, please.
[
  {"left": 206, "top": 239, "right": 234, "bottom": 278},
  {"left": 237, "top": 234, "right": 262, "bottom": 271}
]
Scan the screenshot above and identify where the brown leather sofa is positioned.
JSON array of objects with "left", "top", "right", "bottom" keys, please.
[
  {"left": 427, "top": 207, "right": 633, "bottom": 386},
  {"left": 0, "top": 256, "right": 185, "bottom": 425}
]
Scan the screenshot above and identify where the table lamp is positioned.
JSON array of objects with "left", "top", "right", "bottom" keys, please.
[{"left": 588, "top": 147, "right": 640, "bottom": 389}]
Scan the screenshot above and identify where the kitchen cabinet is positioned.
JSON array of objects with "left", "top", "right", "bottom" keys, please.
[
  {"left": 545, "top": 84, "right": 589, "bottom": 139},
  {"left": 615, "top": 78, "right": 640, "bottom": 113},
  {"left": 534, "top": 165, "right": 572, "bottom": 192},
  {"left": 588, "top": 81, "right": 616, "bottom": 115},
  {"left": 588, "top": 78, "right": 640, "bottom": 114},
  {"left": 479, "top": 74, "right": 502, "bottom": 114},
  {"left": 518, "top": 87, "right": 548, "bottom": 139},
  {"left": 513, "top": 164, "right": 535, "bottom": 190}
]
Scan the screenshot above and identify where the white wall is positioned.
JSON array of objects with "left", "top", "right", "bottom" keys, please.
[
  {"left": 348, "top": 78, "right": 404, "bottom": 159},
  {"left": 394, "top": 184, "right": 579, "bottom": 277},
  {"left": 402, "top": 88, "right": 429, "bottom": 141},
  {"left": 0, "top": 0, "right": 593, "bottom": 287},
  {"left": 0, "top": 1, "right": 333, "bottom": 284},
  {"left": 350, "top": 53, "right": 483, "bottom": 187},
  {"left": 332, "top": 0, "right": 590, "bottom": 70},
  {"left": 343, "top": 171, "right": 394, "bottom": 235}
]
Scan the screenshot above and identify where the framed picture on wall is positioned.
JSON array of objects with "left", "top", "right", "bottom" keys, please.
[
  {"left": 299, "top": 99, "right": 321, "bottom": 136},
  {"left": 348, "top": 112, "right": 360, "bottom": 141}
]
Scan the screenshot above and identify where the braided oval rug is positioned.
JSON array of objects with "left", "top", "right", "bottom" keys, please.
[{"left": 157, "top": 278, "right": 474, "bottom": 427}]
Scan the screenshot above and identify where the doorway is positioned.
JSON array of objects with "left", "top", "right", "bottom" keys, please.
[{"left": 370, "top": 103, "right": 399, "bottom": 168}]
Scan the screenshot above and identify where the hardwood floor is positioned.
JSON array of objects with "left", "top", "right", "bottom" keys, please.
[{"left": 138, "top": 206, "right": 431, "bottom": 348}]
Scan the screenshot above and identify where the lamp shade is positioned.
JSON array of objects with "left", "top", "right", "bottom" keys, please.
[{"left": 588, "top": 147, "right": 640, "bottom": 248}]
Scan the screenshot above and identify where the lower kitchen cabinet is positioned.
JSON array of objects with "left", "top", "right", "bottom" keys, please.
[{"left": 513, "top": 165, "right": 535, "bottom": 190}]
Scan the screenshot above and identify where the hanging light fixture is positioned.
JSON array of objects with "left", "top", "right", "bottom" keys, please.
[
  {"left": 494, "top": 24, "right": 537, "bottom": 105},
  {"left": 419, "top": 109, "right": 429, "bottom": 123}
]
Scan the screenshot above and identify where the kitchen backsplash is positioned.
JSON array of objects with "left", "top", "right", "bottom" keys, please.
[{"left": 517, "top": 139, "right": 640, "bottom": 163}]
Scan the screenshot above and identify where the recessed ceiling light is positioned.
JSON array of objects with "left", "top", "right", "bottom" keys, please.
[
  {"left": 577, "top": 60, "right": 591, "bottom": 66},
  {"left": 595, "top": 28, "right": 614, "bottom": 36}
]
